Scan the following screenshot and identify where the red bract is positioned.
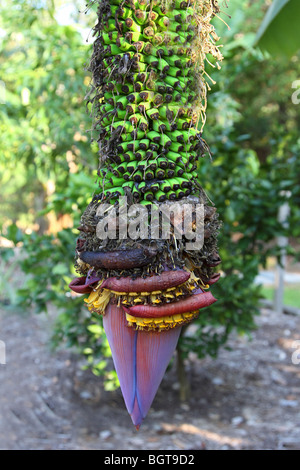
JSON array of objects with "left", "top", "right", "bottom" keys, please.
[{"left": 101, "top": 269, "right": 190, "bottom": 292}]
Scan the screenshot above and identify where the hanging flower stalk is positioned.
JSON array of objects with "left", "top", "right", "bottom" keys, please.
[{"left": 70, "top": 0, "right": 224, "bottom": 429}]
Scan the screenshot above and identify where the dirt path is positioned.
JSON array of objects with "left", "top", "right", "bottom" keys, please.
[{"left": 0, "top": 304, "right": 300, "bottom": 450}]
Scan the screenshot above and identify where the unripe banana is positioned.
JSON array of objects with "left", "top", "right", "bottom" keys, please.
[
  {"left": 104, "top": 177, "right": 125, "bottom": 189},
  {"left": 138, "top": 139, "right": 150, "bottom": 150},
  {"left": 134, "top": 9, "right": 147, "bottom": 25},
  {"left": 137, "top": 181, "right": 147, "bottom": 193},
  {"left": 104, "top": 186, "right": 125, "bottom": 197},
  {"left": 122, "top": 180, "right": 135, "bottom": 190},
  {"left": 148, "top": 181, "right": 160, "bottom": 192},
  {"left": 144, "top": 190, "right": 154, "bottom": 201},
  {"left": 154, "top": 190, "right": 167, "bottom": 202},
  {"left": 133, "top": 170, "right": 144, "bottom": 183},
  {"left": 127, "top": 160, "right": 139, "bottom": 173}
]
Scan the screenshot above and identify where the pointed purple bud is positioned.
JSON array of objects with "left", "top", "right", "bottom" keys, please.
[{"left": 103, "top": 301, "right": 181, "bottom": 428}]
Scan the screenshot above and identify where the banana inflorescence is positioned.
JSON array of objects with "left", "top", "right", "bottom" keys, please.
[{"left": 70, "top": 0, "right": 225, "bottom": 427}]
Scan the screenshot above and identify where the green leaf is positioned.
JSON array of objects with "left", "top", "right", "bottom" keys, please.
[
  {"left": 5, "top": 223, "right": 23, "bottom": 244},
  {"left": 52, "top": 263, "right": 69, "bottom": 276},
  {"left": 256, "top": 0, "right": 300, "bottom": 57}
]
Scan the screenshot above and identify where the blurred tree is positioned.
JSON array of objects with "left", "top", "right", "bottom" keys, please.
[{"left": 0, "top": 0, "right": 97, "bottom": 234}]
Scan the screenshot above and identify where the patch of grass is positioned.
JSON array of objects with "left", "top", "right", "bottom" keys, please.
[{"left": 261, "top": 284, "right": 300, "bottom": 309}]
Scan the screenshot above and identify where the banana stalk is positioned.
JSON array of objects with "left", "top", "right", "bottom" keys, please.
[{"left": 71, "top": 0, "right": 225, "bottom": 429}]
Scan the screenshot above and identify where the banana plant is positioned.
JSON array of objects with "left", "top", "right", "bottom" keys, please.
[{"left": 70, "top": 0, "right": 225, "bottom": 429}]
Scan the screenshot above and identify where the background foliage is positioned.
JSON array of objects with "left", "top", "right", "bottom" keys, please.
[
  {"left": 1, "top": 0, "right": 299, "bottom": 386},
  {"left": 256, "top": 0, "right": 300, "bottom": 57}
]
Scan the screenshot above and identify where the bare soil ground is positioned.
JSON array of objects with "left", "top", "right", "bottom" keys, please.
[{"left": 0, "top": 304, "right": 300, "bottom": 450}]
